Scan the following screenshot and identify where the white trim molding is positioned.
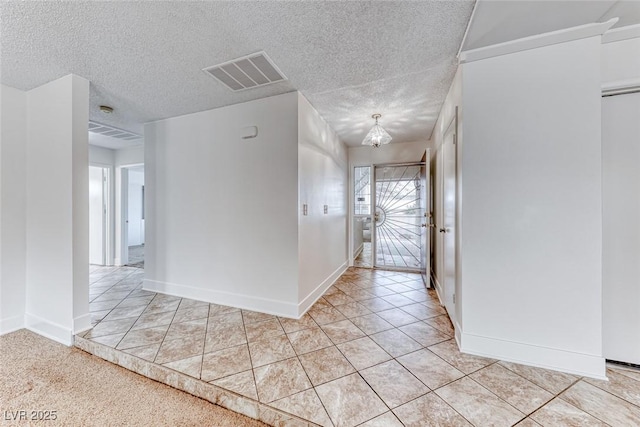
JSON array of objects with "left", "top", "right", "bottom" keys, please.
[
  {"left": 298, "top": 261, "right": 349, "bottom": 317},
  {"left": 603, "top": 23, "right": 640, "bottom": 44},
  {"left": 0, "top": 315, "right": 25, "bottom": 335},
  {"left": 460, "top": 18, "right": 618, "bottom": 64},
  {"left": 73, "top": 313, "right": 92, "bottom": 335},
  {"left": 24, "top": 313, "right": 74, "bottom": 346},
  {"left": 460, "top": 332, "right": 607, "bottom": 380},
  {"left": 602, "top": 78, "right": 640, "bottom": 96},
  {"left": 143, "top": 279, "right": 300, "bottom": 319}
]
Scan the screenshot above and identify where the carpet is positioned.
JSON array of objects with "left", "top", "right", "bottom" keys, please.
[{"left": 0, "top": 329, "right": 265, "bottom": 426}]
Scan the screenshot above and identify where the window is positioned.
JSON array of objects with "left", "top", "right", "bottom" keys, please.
[{"left": 354, "top": 166, "right": 371, "bottom": 215}]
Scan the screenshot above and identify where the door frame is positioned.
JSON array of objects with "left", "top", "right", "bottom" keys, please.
[
  {"left": 89, "top": 163, "right": 113, "bottom": 266},
  {"left": 115, "top": 163, "right": 143, "bottom": 266},
  {"left": 372, "top": 161, "right": 427, "bottom": 273}
]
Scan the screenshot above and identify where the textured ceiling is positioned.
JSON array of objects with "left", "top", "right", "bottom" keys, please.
[
  {"left": 463, "top": 0, "right": 640, "bottom": 51},
  {"left": 0, "top": 1, "right": 474, "bottom": 147}
]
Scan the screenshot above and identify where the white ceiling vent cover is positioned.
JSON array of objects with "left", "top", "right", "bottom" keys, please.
[
  {"left": 89, "top": 121, "right": 141, "bottom": 141},
  {"left": 203, "top": 51, "right": 287, "bottom": 92}
]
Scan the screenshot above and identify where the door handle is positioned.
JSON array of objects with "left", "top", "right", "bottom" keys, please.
[
  {"left": 439, "top": 228, "right": 446, "bottom": 233},
  {"left": 421, "top": 224, "right": 427, "bottom": 227}
]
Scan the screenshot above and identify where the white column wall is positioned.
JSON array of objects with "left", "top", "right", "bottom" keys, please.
[
  {"left": 25, "top": 74, "right": 90, "bottom": 344},
  {"left": 297, "top": 93, "right": 348, "bottom": 314},
  {"left": 0, "top": 84, "right": 27, "bottom": 334},
  {"left": 459, "top": 37, "right": 605, "bottom": 378},
  {"left": 144, "top": 92, "right": 300, "bottom": 316}
]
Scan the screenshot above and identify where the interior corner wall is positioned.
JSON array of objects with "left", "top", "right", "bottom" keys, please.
[
  {"left": 25, "top": 74, "right": 90, "bottom": 345},
  {"left": 144, "top": 92, "right": 300, "bottom": 316},
  {"left": 459, "top": 37, "right": 605, "bottom": 378},
  {"left": 297, "top": 93, "right": 348, "bottom": 315},
  {"left": 0, "top": 84, "right": 27, "bottom": 334}
]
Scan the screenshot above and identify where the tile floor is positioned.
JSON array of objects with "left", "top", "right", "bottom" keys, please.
[
  {"left": 354, "top": 242, "right": 372, "bottom": 268},
  {"left": 82, "top": 265, "right": 640, "bottom": 427}
]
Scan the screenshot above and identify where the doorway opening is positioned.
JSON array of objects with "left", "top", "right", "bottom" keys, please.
[
  {"left": 89, "top": 165, "right": 111, "bottom": 266},
  {"left": 353, "top": 166, "right": 373, "bottom": 268},
  {"left": 117, "top": 164, "right": 145, "bottom": 269},
  {"left": 373, "top": 163, "right": 427, "bottom": 272}
]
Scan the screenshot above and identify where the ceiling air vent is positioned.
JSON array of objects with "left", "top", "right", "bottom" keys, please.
[
  {"left": 88, "top": 121, "right": 141, "bottom": 141},
  {"left": 203, "top": 51, "right": 287, "bottom": 92}
]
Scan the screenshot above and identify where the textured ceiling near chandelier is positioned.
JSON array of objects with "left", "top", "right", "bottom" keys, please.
[{"left": 0, "top": 1, "right": 474, "bottom": 146}]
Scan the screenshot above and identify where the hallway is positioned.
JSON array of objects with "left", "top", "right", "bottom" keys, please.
[{"left": 79, "top": 266, "right": 640, "bottom": 426}]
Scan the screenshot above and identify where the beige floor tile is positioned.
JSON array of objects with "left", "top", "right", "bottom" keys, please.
[
  {"left": 155, "top": 335, "right": 205, "bottom": 364},
  {"left": 270, "top": 389, "right": 332, "bottom": 427},
  {"left": 340, "top": 288, "right": 375, "bottom": 301},
  {"left": 200, "top": 344, "right": 252, "bottom": 381},
  {"left": 178, "top": 297, "right": 209, "bottom": 309},
  {"left": 130, "top": 310, "right": 176, "bottom": 331},
  {"left": 308, "top": 306, "right": 347, "bottom": 325},
  {"left": 515, "top": 418, "right": 542, "bottom": 427},
  {"left": 89, "top": 299, "right": 121, "bottom": 312},
  {"left": 560, "top": 380, "right": 640, "bottom": 426},
  {"left": 399, "top": 302, "right": 440, "bottom": 320},
  {"left": 278, "top": 314, "right": 317, "bottom": 333},
  {"left": 435, "top": 377, "right": 525, "bottom": 426},
  {"left": 381, "top": 293, "right": 416, "bottom": 307},
  {"left": 358, "top": 297, "right": 395, "bottom": 312},
  {"left": 584, "top": 368, "right": 640, "bottom": 407},
  {"left": 121, "top": 343, "right": 160, "bottom": 361},
  {"left": 101, "top": 305, "right": 147, "bottom": 322},
  {"left": 367, "top": 286, "right": 397, "bottom": 297},
  {"left": 163, "top": 354, "right": 203, "bottom": 378},
  {"left": 244, "top": 318, "right": 285, "bottom": 342},
  {"left": 298, "top": 346, "right": 356, "bottom": 386},
  {"left": 287, "top": 326, "right": 333, "bottom": 355},
  {"left": 397, "top": 349, "right": 464, "bottom": 389},
  {"left": 530, "top": 397, "right": 607, "bottom": 426},
  {"left": 393, "top": 393, "right": 472, "bottom": 427},
  {"left": 470, "top": 363, "right": 554, "bottom": 414},
  {"left": 310, "top": 297, "right": 332, "bottom": 311},
  {"left": 610, "top": 365, "right": 640, "bottom": 382},
  {"left": 350, "top": 313, "right": 394, "bottom": 335},
  {"left": 399, "top": 321, "right": 450, "bottom": 346},
  {"left": 401, "top": 290, "right": 431, "bottom": 303},
  {"left": 211, "top": 370, "right": 258, "bottom": 401},
  {"left": 208, "top": 303, "right": 240, "bottom": 317},
  {"left": 359, "top": 411, "right": 404, "bottom": 427},
  {"left": 91, "top": 332, "right": 126, "bottom": 348},
  {"left": 337, "top": 337, "right": 392, "bottom": 371},
  {"left": 172, "top": 305, "right": 210, "bottom": 323},
  {"left": 116, "top": 325, "right": 169, "bottom": 350},
  {"left": 360, "top": 360, "right": 429, "bottom": 408},
  {"left": 204, "top": 323, "right": 247, "bottom": 353},
  {"left": 424, "top": 314, "right": 455, "bottom": 336},
  {"left": 242, "top": 310, "right": 276, "bottom": 324},
  {"left": 116, "top": 295, "right": 154, "bottom": 308},
  {"left": 428, "top": 339, "right": 496, "bottom": 374},
  {"left": 499, "top": 361, "right": 578, "bottom": 394},
  {"left": 253, "top": 357, "right": 312, "bottom": 403},
  {"left": 334, "top": 302, "right": 372, "bottom": 318},
  {"left": 321, "top": 319, "right": 366, "bottom": 345},
  {"left": 248, "top": 334, "right": 296, "bottom": 367},
  {"left": 143, "top": 299, "right": 180, "bottom": 315},
  {"left": 324, "top": 291, "right": 356, "bottom": 306},
  {"left": 369, "top": 328, "right": 422, "bottom": 358},
  {"left": 164, "top": 317, "right": 207, "bottom": 341},
  {"left": 316, "top": 373, "right": 388, "bottom": 427},
  {"left": 207, "top": 311, "right": 244, "bottom": 332},
  {"left": 377, "top": 308, "right": 420, "bottom": 327},
  {"left": 384, "top": 283, "right": 414, "bottom": 294},
  {"left": 84, "top": 317, "right": 137, "bottom": 338}
]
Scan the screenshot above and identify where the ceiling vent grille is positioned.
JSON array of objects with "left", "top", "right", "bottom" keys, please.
[
  {"left": 203, "top": 51, "right": 287, "bottom": 92},
  {"left": 88, "top": 121, "right": 141, "bottom": 141}
]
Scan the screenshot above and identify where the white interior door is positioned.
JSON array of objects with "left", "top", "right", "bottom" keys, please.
[
  {"left": 442, "top": 124, "right": 457, "bottom": 319},
  {"left": 603, "top": 91, "right": 640, "bottom": 365},
  {"left": 89, "top": 166, "right": 106, "bottom": 265}
]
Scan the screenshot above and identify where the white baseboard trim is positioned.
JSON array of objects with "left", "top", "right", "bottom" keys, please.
[
  {"left": 143, "top": 279, "right": 299, "bottom": 318},
  {"left": 432, "top": 275, "right": 444, "bottom": 306},
  {"left": 73, "top": 313, "right": 92, "bottom": 335},
  {"left": 353, "top": 243, "right": 363, "bottom": 259},
  {"left": 24, "top": 313, "right": 73, "bottom": 346},
  {"left": 0, "top": 315, "right": 25, "bottom": 335},
  {"left": 460, "top": 332, "right": 607, "bottom": 380},
  {"left": 298, "top": 261, "right": 349, "bottom": 317}
]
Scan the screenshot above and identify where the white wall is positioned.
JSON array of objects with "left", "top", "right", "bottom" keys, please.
[
  {"left": 349, "top": 140, "right": 426, "bottom": 166},
  {"left": 601, "top": 28, "right": 640, "bottom": 87},
  {"left": 127, "top": 169, "right": 145, "bottom": 246},
  {"left": 297, "top": 93, "right": 348, "bottom": 313},
  {"left": 144, "top": 92, "right": 300, "bottom": 316},
  {"left": 25, "top": 74, "right": 90, "bottom": 344},
  {"left": 0, "top": 84, "right": 27, "bottom": 334},
  {"left": 459, "top": 37, "right": 605, "bottom": 378},
  {"left": 115, "top": 146, "right": 144, "bottom": 167},
  {"left": 89, "top": 145, "right": 115, "bottom": 166}
]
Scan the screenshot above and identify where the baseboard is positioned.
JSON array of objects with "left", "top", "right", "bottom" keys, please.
[
  {"left": 24, "top": 313, "right": 73, "bottom": 346},
  {"left": 143, "top": 279, "right": 299, "bottom": 318},
  {"left": 114, "top": 258, "right": 123, "bottom": 266},
  {"left": 432, "top": 275, "right": 444, "bottom": 306},
  {"left": 460, "top": 332, "right": 607, "bottom": 380},
  {"left": 73, "top": 313, "right": 92, "bottom": 335},
  {"left": 298, "top": 260, "right": 349, "bottom": 317},
  {"left": 353, "top": 243, "right": 363, "bottom": 259},
  {"left": 0, "top": 315, "right": 24, "bottom": 335}
]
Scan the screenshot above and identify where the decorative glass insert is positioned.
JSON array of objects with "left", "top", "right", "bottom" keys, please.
[{"left": 354, "top": 166, "right": 371, "bottom": 215}]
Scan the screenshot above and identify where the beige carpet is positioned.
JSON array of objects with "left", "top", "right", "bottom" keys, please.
[{"left": 0, "top": 329, "right": 265, "bottom": 426}]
